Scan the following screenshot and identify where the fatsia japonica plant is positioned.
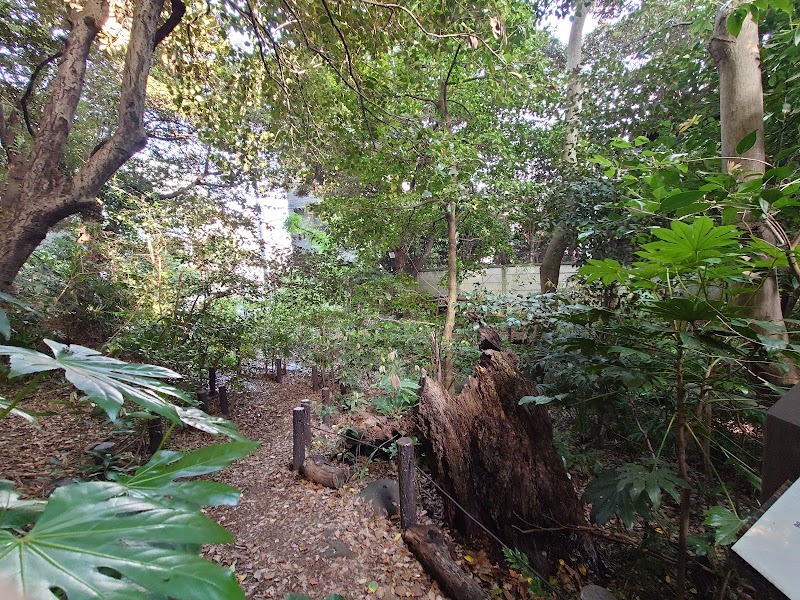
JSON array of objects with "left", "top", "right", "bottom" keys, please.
[{"left": 0, "top": 299, "right": 256, "bottom": 599}]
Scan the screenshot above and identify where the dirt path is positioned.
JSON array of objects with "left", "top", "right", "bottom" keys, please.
[{"left": 171, "top": 373, "right": 449, "bottom": 600}]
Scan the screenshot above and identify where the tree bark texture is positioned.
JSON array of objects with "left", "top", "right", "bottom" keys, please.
[
  {"left": 0, "top": 0, "right": 180, "bottom": 290},
  {"left": 416, "top": 350, "right": 597, "bottom": 573},
  {"left": 301, "top": 455, "right": 349, "bottom": 489}
]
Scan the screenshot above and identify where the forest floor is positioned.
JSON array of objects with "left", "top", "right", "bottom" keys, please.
[{"left": 1, "top": 369, "right": 532, "bottom": 600}]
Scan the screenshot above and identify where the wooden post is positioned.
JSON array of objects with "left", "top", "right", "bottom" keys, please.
[
  {"left": 311, "top": 365, "right": 320, "bottom": 391},
  {"left": 147, "top": 417, "right": 162, "bottom": 455},
  {"left": 397, "top": 437, "right": 417, "bottom": 530},
  {"left": 219, "top": 384, "right": 230, "bottom": 416},
  {"left": 275, "top": 358, "right": 283, "bottom": 383},
  {"left": 300, "top": 399, "right": 313, "bottom": 448},
  {"left": 292, "top": 407, "right": 306, "bottom": 471},
  {"left": 208, "top": 366, "right": 217, "bottom": 396},
  {"left": 197, "top": 390, "right": 209, "bottom": 413},
  {"left": 321, "top": 387, "right": 332, "bottom": 426}
]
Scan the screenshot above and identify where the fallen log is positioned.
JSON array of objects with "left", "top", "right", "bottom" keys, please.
[
  {"left": 301, "top": 454, "right": 349, "bottom": 489},
  {"left": 403, "top": 524, "right": 489, "bottom": 600}
]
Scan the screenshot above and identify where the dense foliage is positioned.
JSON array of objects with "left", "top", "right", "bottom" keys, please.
[{"left": 4, "top": 0, "right": 800, "bottom": 597}]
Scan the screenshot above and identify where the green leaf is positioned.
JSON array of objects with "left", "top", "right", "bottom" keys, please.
[
  {"left": 519, "top": 395, "right": 554, "bottom": 405},
  {"left": 736, "top": 130, "right": 758, "bottom": 154},
  {"left": 114, "top": 441, "right": 258, "bottom": 507},
  {"left": 726, "top": 7, "right": 748, "bottom": 37},
  {"left": 0, "top": 480, "right": 46, "bottom": 530},
  {"left": 660, "top": 190, "right": 705, "bottom": 213},
  {"left": 0, "top": 397, "right": 40, "bottom": 429},
  {"left": 0, "top": 481, "right": 244, "bottom": 599},
  {"left": 0, "top": 341, "right": 244, "bottom": 439},
  {"left": 0, "top": 309, "right": 9, "bottom": 340},
  {"left": 703, "top": 506, "right": 745, "bottom": 545}
]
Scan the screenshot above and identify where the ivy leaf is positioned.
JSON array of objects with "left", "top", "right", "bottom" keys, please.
[
  {"left": 736, "top": 130, "right": 758, "bottom": 154},
  {"left": 703, "top": 506, "right": 745, "bottom": 545},
  {"left": 0, "top": 481, "right": 244, "bottom": 600}
]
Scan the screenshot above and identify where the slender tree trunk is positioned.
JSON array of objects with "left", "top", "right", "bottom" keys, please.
[
  {"left": 710, "top": 5, "right": 799, "bottom": 385},
  {"left": 441, "top": 201, "right": 458, "bottom": 391},
  {"left": 539, "top": 5, "right": 589, "bottom": 294},
  {"left": 437, "top": 48, "right": 459, "bottom": 391}
]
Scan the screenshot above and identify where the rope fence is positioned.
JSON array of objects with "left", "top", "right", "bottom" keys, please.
[{"left": 295, "top": 402, "right": 568, "bottom": 599}]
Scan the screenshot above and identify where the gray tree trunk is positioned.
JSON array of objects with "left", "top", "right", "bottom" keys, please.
[
  {"left": 710, "top": 5, "right": 798, "bottom": 385},
  {"left": 539, "top": 5, "right": 590, "bottom": 293}
]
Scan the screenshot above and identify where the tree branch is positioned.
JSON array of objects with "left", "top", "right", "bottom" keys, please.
[
  {"left": 153, "top": 0, "right": 186, "bottom": 48},
  {"left": 74, "top": 0, "right": 176, "bottom": 208},
  {"left": 19, "top": 51, "right": 63, "bottom": 137}
]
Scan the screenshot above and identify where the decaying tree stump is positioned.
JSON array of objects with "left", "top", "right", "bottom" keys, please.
[
  {"left": 417, "top": 349, "right": 598, "bottom": 573},
  {"left": 302, "top": 454, "right": 349, "bottom": 489},
  {"left": 403, "top": 524, "right": 489, "bottom": 600}
]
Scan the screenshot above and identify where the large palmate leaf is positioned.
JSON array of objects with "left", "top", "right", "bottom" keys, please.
[
  {"left": 584, "top": 463, "right": 687, "bottom": 529},
  {"left": 0, "top": 481, "right": 244, "bottom": 600},
  {"left": 0, "top": 341, "right": 245, "bottom": 439},
  {"left": 636, "top": 216, "right": 740, "bottom": 268},
  {"left": 113, "top": 441, "right": 258, "bottom": 508},
  {"left": 0, "top": 442, "right": 257, "bottom": 599}
]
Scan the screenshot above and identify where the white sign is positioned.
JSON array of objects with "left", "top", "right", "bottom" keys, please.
[{"left": 733, "top": 478, "right": 800, "bottom": 599}]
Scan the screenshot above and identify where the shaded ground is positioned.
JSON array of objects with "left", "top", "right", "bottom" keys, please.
[
  {"left": 1, "top": 369, "right": 536, "bottom": 600},
  {"left": 169, "top": 373, "right": 453, "bottom": 600}
]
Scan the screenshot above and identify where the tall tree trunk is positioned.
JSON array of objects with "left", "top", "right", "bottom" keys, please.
[
  {"left": 538, "top": 5, "right": 590, "bottom": 294},
  {"left": 441, "top": 201, "right": 458, "bottom": 391},
  {"left": 710, "top": 5, "right": 799, "bottom": 385},
  {"left": 0, "top": 0, "right": 184, "bottom": 291},
  {"left": 437, "top": 48, "right": 459, "bottom": 391}
]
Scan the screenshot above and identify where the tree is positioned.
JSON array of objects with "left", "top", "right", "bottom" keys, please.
[
  {"left": 0, "top": 0, "right": 185, "bottom": 290},
  {"left": 710, "top": 1, "right": 799, "bottom": 386},
  {"left": 540, "top": 2, "right": 591, "bottom": 293}
]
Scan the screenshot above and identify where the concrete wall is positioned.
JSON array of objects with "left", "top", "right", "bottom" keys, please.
[{"left": 416, "top": 264, "right": 580, "bottom": 297}]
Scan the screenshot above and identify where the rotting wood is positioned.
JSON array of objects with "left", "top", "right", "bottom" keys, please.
[
  {"left": 397, "top": 437, "right": 417, "bottom": 529},
  {"left": 208, "top": 366, "right": 217, "bottom": 396},
  {"left": 301, "top": 454, "right": 349, "bottom": 489},
  {"left": 416, "top": 349, "right": 598, "bottom": 573},
  {"left": 292, "top": 407, "right": 306, "bottom": 471},
  {"left": 403, "top": 524, "right": 489, "bottom": 600},
  {"left": 147, "top": 417, "right": 162, "bottom": 455},
  {"left": 300, "top": 399, "right": 312, "bottom": 449},
  {"left": 311, "top": 365, "right": 320, "bottom": 391}
]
